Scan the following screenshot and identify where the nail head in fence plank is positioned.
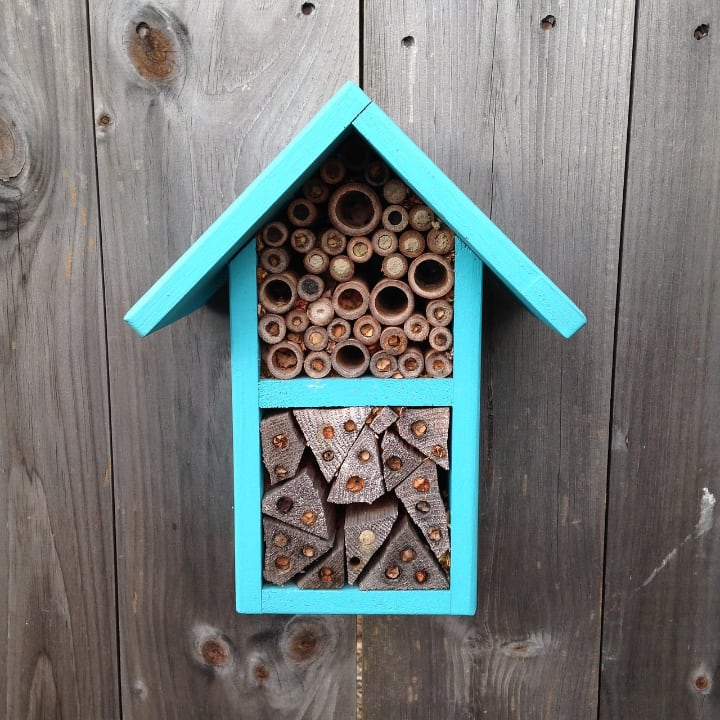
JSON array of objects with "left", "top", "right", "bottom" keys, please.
[
  {"left": 297, "top": 529, "right": 346, "bottom": 589},
  {"left": 262, "top": 464, "right": 336, "bottom": 540},
  {"left": 329, "top": 425, "right": 384, "bottom": 504},
  {"left": 262, "top": 517, "right": 334, "bottom": 586},
  {"left": 293, "top": 406, "right": 370, "bottom": 481},
  {"left": 359, "top": 515, "right": 448, "bottom": 590},
  {"left": 344, "top": 497, "right": 399, "bottom": 584},
  {"left": 381, "top": 430, "right": 425, "bottom": 491},
  {"left": 394, "top": 459, "right": 450, "bottom": 561},
  {"left": 396, "top": 407, "right": 450, "bottom": 469},
  {"left": 260, "top": 411, "right": 306, "bottom": 484}
]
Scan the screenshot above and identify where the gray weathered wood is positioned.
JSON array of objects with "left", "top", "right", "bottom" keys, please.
[
  {"left": 381, "top": 430, "right": 425, "bottom": 491},
  {"left": 297, "top": 529, "right": 347, "bottom": 590},
  {"left": 89, "top": 0, "right": 358, "bottom": 716},
  {"left": 329, "top": 425, "right": 385, "bottom": 504},
  {"left": 600, "top": 2, "right": 720, "bottom": 717},
  {"left": 396, "top": 407, "right": 450, "bottom": 469},
  {"left": 363, "top": 0, "right": 630, "bottom": 716},
  {"left": 260, "top": 411, "right": 306, "bottom": 484},
  {"left": 0, "top": 0, "right": 119, "bottom": 717}
]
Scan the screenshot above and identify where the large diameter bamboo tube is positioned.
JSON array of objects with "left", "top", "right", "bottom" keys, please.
[
  {"left": 328, "top": 183, "right": 382, "bottom": 237},
  {"left": 369, "top": 279, "right": 415, "bottom": 326},
  {"left": 332, "top": 279, "right": 370, "bottom": 321},
  {"left": 407, "top": 254, "right": 454, "bottom": 299},
  {"left": 258, "top": 273, "right": 297, "bottom": 314},
  {"left": 331, "top": 340, "right": 370, "bottom": 378}
]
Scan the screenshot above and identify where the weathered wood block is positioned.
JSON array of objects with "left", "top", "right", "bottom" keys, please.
[
  {"left": 262, "top": 517, "right": 334, "bottom": 587},
  {"left": 293, "top": 406, "right": 370, "bottom": 481},
  {"left": 367, "top": 406, "right": 398, "bottom": 435},
  {"left": 344, "top": 496, "right": 399, "bottom": 584},
  {"left": 396, "top": 407, "right": 450, "bottom": 469},
  {"left": 297, "top": 528, "right": 346, "bottom": 589},
  {"left": 329, "top": 425, "right": 384, "bottom": 504},
  {"left": 261, "top": 464, "right": 335, "bottom": 539},
  {"left": 260, "top": 411, "right": 306, "bottom": 484},
  {"left": 381, "top": 429, "right": 425, "bottom": 491},
  {"left": 394, "top": 459, "right": 450, "bottom": 561},
  {"left": 359, "top": 515, "right": 449, "bottom": 590}
]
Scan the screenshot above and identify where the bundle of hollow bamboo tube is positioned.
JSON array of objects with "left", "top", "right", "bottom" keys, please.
[{"left": 256, "top": 135, "right": 455, "bottom": 380}]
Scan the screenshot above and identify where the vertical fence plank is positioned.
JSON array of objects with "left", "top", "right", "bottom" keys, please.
[
  {"left": 601, "top": 3, "right": 720, "bottom": 718},
  {"left": 0, "top": 0, "right": 118, "bottom": 718},
  {"left": 363, "top": 1, "right": 632, "bottom": 717},
  {"left": 89, "top": 1, "right": 358, "bottom": 717}
]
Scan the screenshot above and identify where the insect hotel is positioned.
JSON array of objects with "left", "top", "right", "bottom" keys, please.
[{"left": 126, "top": 83, "right": 585, "bottom": 615}]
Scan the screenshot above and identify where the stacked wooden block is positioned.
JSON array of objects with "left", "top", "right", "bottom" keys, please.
[
  {"left": 256, "top": 134, "right": 455, "bottom": 379},
  {"left": 260, "top": 406, "right": 451, "bottom": 590}
]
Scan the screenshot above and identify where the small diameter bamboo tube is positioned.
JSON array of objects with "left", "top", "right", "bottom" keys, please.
[
  {"left": 329, "top": 255, "right": 355, "bottom": 282},
  {"left": 407, "top": 204, "right": 435, "bottom": 232},
  {"left": 369, "top": 279, "right": 415, "bottom": 325},
  {"left": 260, "top": 247, "right": 290, "bottom": 273},
  {"left": 371, "top": 228, "right": 398, "bottom": 257},
  {"left": 398, "top": 230, "right": 426, "bottom": 258},
  {"left": 426, "top": 226, "right": 454, "bottom": 255},
  {"left": 304, "top": 351, "right": 332, "bottom": 379},
  {"left": 307, "top": 297, "right": 334, "bottom": 326},
  {"left": 265, "top": 341, "right": 304, "bottom": 379},
  {"left": 302, "top": 177, "right": 330, "bottom": 204},
  {"left": 258, "top": 314, "right": 286, "bottom": 345},
  {"left": 347, "top": 236, "right": 373, "bottom": 264},
  {"left": 428, "top": 326, "right": 453, "bottom": 351},
  {"left": 383, "top": 178, "right": 408, "bottom": 204},
  {"left": 303, "top": 248, "right": 330, "bottom": 275},
  {"left": 381, "top": 253, "right": 408, "bottom": 280},
  {"left": 382, "top": 205, "right": 409, "bottom": 233},
  {"left": 369, "top": 351, "right": 397, "bottom": 378},
  {"left": 424, "top": 349, "right": 453, "bottom": 378},
  {"left": 286, "top": 309, "right": 310, "bottom": 334},
  {"left": 408, "top": 254, "right": 454, "bottom": 299},
  {"left": 364, "top": 159, "right": 390, "bottom": 187},
  {"left": 398, "top": 347, "right": 424, "bottom": 378},
  {"left": 297, "top": 274, "right": 325, "bottom": 302},
  {"left": 332, "top": 279, "right": 370, "bottom": 321},
  {"left": 331, "top": 339, "right": 370, "bottom": 378},
  {"left": 426, "top": 298, "right": 453, "bottom": 327},
  {"left": 261, "top": 221, "right": 289, "bottom": 247},
  {"left": 320, "top": 157, "right": 346, "bottom": 185},
  {"left": 319, "top": 228, "right": 347, "bottom": 256},
  {"left": 290, "top": 228, "right": 316, "bottom": 254},
  {"left": 380, "top": 326, "right": 408, "bottom": 356},
  {"left": 304, "top": 325, "right": 329, "bottom": 351},
  {"left": 287, "top": 198, "right": 318, "bottom": 227},
  {"left": 352, "top": 314, "right": 382, "bottom": 346},
  {"left": 327, "top": 317, "right": 351, "bottom": 342},
  {"left": 403, "top": 313, "right": 430, "bottom": 342},
  {"left": 328, "top": 182, "right": 382, "bottom": 237},
  {"left": 259, "top": 273, "right": 297, "bottom": 314}
]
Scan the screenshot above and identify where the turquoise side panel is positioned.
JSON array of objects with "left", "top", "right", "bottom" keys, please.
[
  {"left": 126, "top": 82, "right": 372, "bottom": 337},
  {"left": 231, "top": 245, "right": 264, "bottom": 613},
  {"left": 352, "top": 102, "right": 586, "bottom": 339}
]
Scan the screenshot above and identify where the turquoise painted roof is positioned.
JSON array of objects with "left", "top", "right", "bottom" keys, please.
[{"left": 125, "top": 82, "right": 586, "bottom": 339}]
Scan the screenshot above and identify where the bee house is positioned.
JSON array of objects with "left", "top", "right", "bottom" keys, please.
[{"left": 125, "top": 83, "right": 585, "bottom": 615}]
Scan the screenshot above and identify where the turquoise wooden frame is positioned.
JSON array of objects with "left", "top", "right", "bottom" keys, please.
[{"left": 126, "top": 82, "right": 586, "bottom": 616}]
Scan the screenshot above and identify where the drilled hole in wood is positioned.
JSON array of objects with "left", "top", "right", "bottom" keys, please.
[
  {"left": 276, "top": 496, "right": 293, "bottom": 514},
  {"left": 337, "top": 191, "right": 374, "bottom": 228},
  {"left": 401, "top": 35, "right": 415, "bottom": 48},
  {"left": 385, "top": 565, "right": 401, "bottom": 579},
  {"left": 136, "top": 21, "right": 150, "bottom": 36},
  {"left": 346, "top": 475, "right": 365, "bottom": 493},
  {"left": 301, "top": 2, "right": 315, "bottom": 15},
  {"left": 275, "top": 556, "right": 291, "bottom": 570},
  {"left": 695, "top": 23, "right": 709, "bottom": 39},
  {"left": 349, "top": 556, "right": 362, "bottom": 567},
  {"left": 541, "top": 15, "right": 556, "bottom": 30}
]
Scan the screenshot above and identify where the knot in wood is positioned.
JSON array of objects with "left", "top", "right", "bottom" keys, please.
[
  {"left": 252, "top": 663, "right": 270, "bottom": 682},
  {"left": 200, "top": 638, "right": 230, "bottom": 666},
  {"left": 0, "top": 116, "right": 25, "bottom": 183},
  {"left": 129, "top": 19, "right": 181, "bottom": 84}
]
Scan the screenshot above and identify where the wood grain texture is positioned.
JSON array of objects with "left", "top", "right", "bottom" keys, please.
[
  {"left": 363, "top": 0, "right": 631, "bottom": 717},
  {"left": 600, "top": 2, "right": 720, "bottom": 717},
  {"left": 89, "top": 0, "right": 358, "bottom": 717},
  {"left": 0, "top": 0, "right": 118, "bottom": 717}
]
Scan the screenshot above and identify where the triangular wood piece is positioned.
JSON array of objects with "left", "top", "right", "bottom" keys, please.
[
  {"left": 396, "top": 407, "right": 450, "bottom": 469},
  {"left": 262, "top": 517, "right": 334, "bottom": 586},
  {"left": 297, "top": 528, "right": 346, "bottom": 589},
  {"left": 359, "top": 514, "right": 448, "bottom": 590},
  {"left": 394, "top": 459, "right": 450, "bottom": 560},
  {"left": 329, "top": 425, "right": 384, "bottom": 504},
  {"left": 367, "top": 406, "right": 398, "bottom": 435},
  {"left": 261, "top": 464, "right": 335, "bottom": 539},
  {"left": 293, "top": 407, "right": 371, "bottom": 481},
  {"left": 344, "top": 496, "right": 399, "bottom": 584},
  {"left": 381, "top": 430, "right": 425, "bottom": 491},
  {"left": 260, "top": 411, "right": 306, "bottom": 484}
]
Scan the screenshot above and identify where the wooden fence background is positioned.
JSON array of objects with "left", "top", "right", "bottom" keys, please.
[{"left": 1, "top": 0, "right": 718, "bottom": 718}]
